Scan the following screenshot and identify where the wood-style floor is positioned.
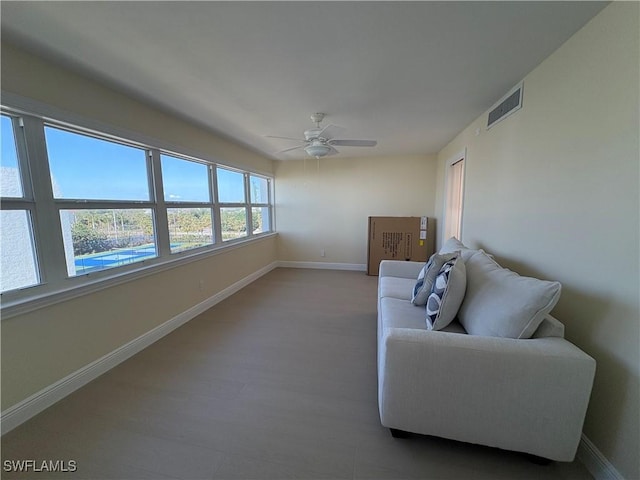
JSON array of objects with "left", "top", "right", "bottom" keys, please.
[{"left": 1, "top": 268, "right": 593, "bottom": 479}]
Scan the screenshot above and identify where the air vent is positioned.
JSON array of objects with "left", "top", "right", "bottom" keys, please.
[{"left": 487, "top": 82, "right": 523, "bottom": 129}]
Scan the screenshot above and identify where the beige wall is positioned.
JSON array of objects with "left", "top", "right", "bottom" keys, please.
[
  {"left": 276, "top": 154, "right": 438, "bottom": 265},
  {"left": 1, "top": 44, "right": 277, "bottom": 409},
  {"left": 1, "top": 238, "right": 277, "bottom": 409},
  {"left": 435, "top": 4, "right": 639, "bottom": 478},
  {"left": 1, "top": 43, "right": 273, "bottom": 175}
]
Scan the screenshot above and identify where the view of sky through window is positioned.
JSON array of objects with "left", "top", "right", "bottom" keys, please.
[
  {"left": 45, "top": 126, "right": 150, "bottom": 201},
  {"left": 161, "top": 154, "right": 210, "bottom": 202},
  {"left": 42, "top": 127, "right": 246, "bottom": 203},
  {"left": 217, "top": 167, "right": 245, "bottom": 203}
]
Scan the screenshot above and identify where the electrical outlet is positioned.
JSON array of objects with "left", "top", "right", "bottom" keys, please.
[
  {"left": 199, "top": 279, "right": 205, "bottom": 290},
  {"left": 320, "top": 249, "right": 326, "bottom": 257}
]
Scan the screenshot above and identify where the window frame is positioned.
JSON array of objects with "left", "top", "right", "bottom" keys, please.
[
  {"left": 0, "top": 114, "right": 42, "bottom": 291},
  {"left": 0, "top": 101, "right": 275, "bottom": 317},
  {"left": 216, "top": 166, "right": 249, "bottom": 243},
  {"left": 160, "top": 152, "right": 216, "bottom": 254},
  {"left": 248, "top": 174, "right": 272, "bottom": 235}
]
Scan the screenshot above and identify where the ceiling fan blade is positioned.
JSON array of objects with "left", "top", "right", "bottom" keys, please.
[
  {"left": 328, "top": 139, "right": 377, "bottom": 147},
  {"left": 276, "top": 144, "right": 306, "bottom": 154},
  {"left": 316, "top": 124, "right": 346, "bottom": 140},
  {"left": 326, "top": 145, "right": 340, "bottom": 156},
  {"left": 265, "top": 135, "right": 303, "bottom": 142}
]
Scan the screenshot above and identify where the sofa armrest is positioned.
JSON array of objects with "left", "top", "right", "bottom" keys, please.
[
  {"left": 379, "top": 260, "right": 424, "bottom": 279},
  {"left": 378, "top": 328, "right": 595, "bottom": 461}
]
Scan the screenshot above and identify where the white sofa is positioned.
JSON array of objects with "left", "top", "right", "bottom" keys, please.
[{"left": 377, "top": 239, "right": 596, "bottom": 462}]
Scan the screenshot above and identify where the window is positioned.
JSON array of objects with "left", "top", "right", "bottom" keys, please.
[
  {"left": 61, "top": 209, "right": 156, "bottom": 275},
  {"left": 249, "top": 175, "right": 271, "bottom": 234},
  {"left": 215, "top": 169, "right": 273, "bottom": 240},
  {"left": 217, "top": 167, "right": 247, "bottom": 241},
  {"left": 0, "top": 106, "right": 274, "bottom": 309},
  {"left": 161, "top": 154, "right": 214, "bottom": 253},
  {"left": 161, "top": 154, "right": 210, "bottom": 203},
  {"left": 444, "top": 153, "right": 465, "bottom": 242},
  {"left": 44, "top": 126, "right": 157, "bottom": 276},
  {"left": 216, "top": 167, "right": 245, "bottom": 203},
  {"left": 0, "top": 115, "right": 40, "bottom": 293},
  {"left": 46, "top": 126, "right": 150, "bottom": 201},
  {"left": 0, "top": 210, "right": 39, "bottom": 292},
  {"left": 1, "top": 115, "right": 24, "bottom": 198}
]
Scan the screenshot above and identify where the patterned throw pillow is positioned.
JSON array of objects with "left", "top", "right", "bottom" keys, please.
[
  {"left": 426, "top": 256, "right": 467, "bottom": 330},
  {"left": 411, "top": 251, "right": 459, "bottom": 306}
]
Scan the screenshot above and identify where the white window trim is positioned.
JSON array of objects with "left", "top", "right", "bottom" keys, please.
[{"left": 0, "top": 92, "right": 275, "bottom": 319}]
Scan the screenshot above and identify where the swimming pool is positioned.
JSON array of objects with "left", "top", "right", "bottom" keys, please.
[{"left": 74, "top": 244, "right": 160, "bottom": 274}]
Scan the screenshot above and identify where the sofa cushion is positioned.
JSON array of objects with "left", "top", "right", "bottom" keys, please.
[
  {"left": 379, "top": 296, "right": 467, "bottom": 333},
  {"left": 426, "top": 256, "right": 467, "bottom": 330},
  {"left": 458, "top": 250, "right": 562, "bottom": 339},
  {"left": 411, "top": 251, "right": 459, "bottom": 305},
  {"left": 439, "top": 237, "right": 476, "bottom": 262},
  {"left": 379, "top": 276, "right": 416, "bottom": 301},
  {"left": 380, "top": 297, "right": 430, "bottom": 330}
]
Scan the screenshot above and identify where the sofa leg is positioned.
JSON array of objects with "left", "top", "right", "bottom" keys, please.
[{"left": 389, "top": 428, "right": 409, "bottom": 438}]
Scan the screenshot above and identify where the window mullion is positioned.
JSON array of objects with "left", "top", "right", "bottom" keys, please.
[
  {"left": 19, "top": 115, "right": 69, "bottom": 285},
  {"left": 211, "top": 165, "right": 222, "bottom": 244},
  {"left": 54, "top": 200, "right": 154, "bottom": 210},
  {"left": 244, "top": 173, "right": 253, "bottom": 238},
  {"left": 149, "top": 149, "right": 171, "bottom": 258}
]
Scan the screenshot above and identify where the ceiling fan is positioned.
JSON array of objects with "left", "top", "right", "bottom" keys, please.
[{"left": 267, "top": 113, "right": 377, "bottom": 158}]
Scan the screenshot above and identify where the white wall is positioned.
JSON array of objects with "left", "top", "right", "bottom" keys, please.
[
  {"left": 434, "top": 4, "right": 639, "bottom": 478},
  {"left": 276, "top": 154, "right": 438, "bottom": 266}
]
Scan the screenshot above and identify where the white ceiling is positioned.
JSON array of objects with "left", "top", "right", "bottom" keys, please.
[{"left": 1, "top": 1, "right": 607, "bottom": 161}]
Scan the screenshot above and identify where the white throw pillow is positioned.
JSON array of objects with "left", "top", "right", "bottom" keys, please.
[
  {"left": 426, "top": 256, "right": 467, "bottom": 330},
  {"left": 458, "top": 250, "right": 562, "bottom": 339},
  {"left": 439, "top": 237, "right": 468, "bottom": 253},
  {"left": 439, "top": 237, "right": 476, "bottom": 262},
  {"left": 411, "top": 251, "right": 459, "bottom": 306}
]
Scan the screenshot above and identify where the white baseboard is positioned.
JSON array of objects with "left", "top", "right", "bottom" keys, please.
[
  {"left": 0, "top": 261, "right": 278, "bottom": 435},
  {"left": 577, "top": 434, "right": 625, "bottom": 480},
  {"left": 277, "top": 260, "right": 367, "bottom": 272}
]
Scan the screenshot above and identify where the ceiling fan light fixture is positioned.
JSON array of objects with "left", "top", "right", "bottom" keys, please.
[
  {"left": 304, "top": 144, "right": 331, "bottom": 158},
  {"left": 269, "top": 112, "right": 378, "bottom": 158}
]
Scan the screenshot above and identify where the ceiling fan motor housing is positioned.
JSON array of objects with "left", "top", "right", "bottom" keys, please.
[{"left": 304, "top": 128, "right": 325, "bottom": 141}]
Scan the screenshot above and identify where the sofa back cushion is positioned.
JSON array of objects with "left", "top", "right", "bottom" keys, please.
[
  {"left": 439, "top": 236, "right": 477, "bottom": 262},
  {"left": 458, "top": 250, "right": 562, "bottom": 339}
]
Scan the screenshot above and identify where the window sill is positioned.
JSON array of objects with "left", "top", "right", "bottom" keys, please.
[{"left": 1, "top": 232, "right": 277, "bottom": 320}]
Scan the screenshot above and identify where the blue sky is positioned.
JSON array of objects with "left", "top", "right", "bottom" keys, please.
[
  {"left": 2, "top": 119, "right": 255, "bottom": 203},
  {"left": 44, "top": 127, "right": 244, "bottom": 203},
  {"left": 45, "top": 126, "right": 150, "bottom": 200}
]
